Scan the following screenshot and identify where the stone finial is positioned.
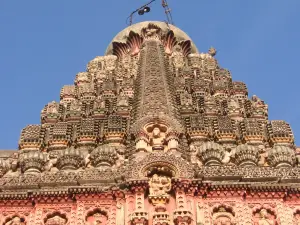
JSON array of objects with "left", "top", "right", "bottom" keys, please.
[{"left": 208, "top": 47, "right": 217, "bottom": 57}]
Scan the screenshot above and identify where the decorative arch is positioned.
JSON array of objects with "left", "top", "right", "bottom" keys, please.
[
  {"left": 44, "top": 212, "right": 68, "bottom": 225},
  {"left": 85, "top": 208, "right": 108, "bottom": 225},
  {"left": 211, "top": 204, "right": 235, "bottom": 225},
  {"left": 3, "top": 215, "right": 26, "bottom": 225},
  {"left": 127, "top": 152, "right": 194, "bottom": 179},
  {"left": 252, "top": 206, "right": 278, "bottom": 225}
]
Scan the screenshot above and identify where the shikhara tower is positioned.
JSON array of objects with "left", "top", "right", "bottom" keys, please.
[{"left": 0, "top": 21, "right": 300, "bottom": 225}]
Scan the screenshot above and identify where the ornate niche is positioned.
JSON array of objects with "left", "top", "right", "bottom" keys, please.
[
  {"left": 147, "top": 124, "right": 168, "bottom": 152},
  {"left": 253, "top": 208, "right": 277, "bottom": 225},
  {"left": 85, "top": 209, "right": 108, "bottom": 225},
  {"left": 3, "top": 216, "right": 26, "bottom": 225},
  {"left": 44, "top": 212, "right": 68, "bottom": 225},
  {"left": 137, "top": 123, "right": 179, "bottom": 153},
  {"left": 211, "top": 205, "right": 236, "bottom": 225}
]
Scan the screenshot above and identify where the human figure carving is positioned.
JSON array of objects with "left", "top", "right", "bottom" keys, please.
[
  {"left": 117, "top": 91, "right": 129, "bottom": 107},
  {"left": 151, "top": 127, "right": 165, "bottom": 150},
  {"left": 149, "top": 174, "right": 171, "bottom": 196}
]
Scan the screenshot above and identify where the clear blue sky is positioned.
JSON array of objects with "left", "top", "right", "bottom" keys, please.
[{"left": 0, "top": 0, "right": 299, "bottom": 149}]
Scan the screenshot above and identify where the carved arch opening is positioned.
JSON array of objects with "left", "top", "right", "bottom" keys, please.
[
  {"left": 85, "top": 209, "right": 108, "bottom": 225},
  {"left": 211, "top": 204, "right": 235, "bottom": 225},
  {"left": 3, "top": 215, "right": 26, "bottom": 225},
  {"left": 43, "top": 212, "right": 68, "bottom": 225}
]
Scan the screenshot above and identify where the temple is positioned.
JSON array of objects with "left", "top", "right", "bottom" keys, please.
[{"left": 1, "top": 21, "right": 300, "bottom": 225}]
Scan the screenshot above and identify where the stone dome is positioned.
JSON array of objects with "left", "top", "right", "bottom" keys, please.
[{"left": 105, "top": 21, "right": 199, "bottom": 55}]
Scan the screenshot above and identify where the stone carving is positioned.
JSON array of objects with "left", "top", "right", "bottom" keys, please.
[
  {"left": 212, "top": 206, "right": 235, "bottom": 225},
  {"left": 234, "top": 144, "right": 259, "bottom": 167},
  {"left": 44, "top": 213, "right": 68, "bottom": 225},
  {"left": 254, "top": 209, "right": 277, "bottom": 225},
  {"left": 18, "top": 151, "right": 48, "bottom": 173},
  {"left": 149, "top": 174, "right": 171, "bottom": 197},
  {"left": 196, "top": 142, "right": 226, "bottom": 166},
  {"left": 267, "top": 145, "right": 296, "bottom": 167},
  {"left": 150, "top": 127, "right": 165, "bottom": 151},
  {"left": 0, "top": 159, "right": 9, "bottom": 177},
  {"left": 56, "top": 146, "right": 84, "bottom": 170},
  {"left": 4, "top": 216, "right": 25, "bottom": 225},
  {"left": 86, "top": 210, "right": 108, "bottom": 225},
  {"left": 89, "top": 145, "right": 118, "bottom": 169}
]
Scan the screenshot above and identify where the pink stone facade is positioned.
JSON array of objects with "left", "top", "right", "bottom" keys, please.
[{"left": 0, "top": 21, "right": 300, "bottom": 224}]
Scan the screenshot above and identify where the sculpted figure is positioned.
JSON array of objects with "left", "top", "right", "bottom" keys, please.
[
  {"left": 46, "top": 101, "right": 59, "bottom": 114},
  {"left": 149, "top": 174, "right": 171, "bottom": 196},
  {"left": 117, "top": 91, "right": 129, "bottom": 107},
  {"left": 94, "top": 97, "right": 106, "bottom": 110},
  {"left": 172, "top": 46, "right": 185, "bottom": 69},
  {"left": 196, "top": 204, "right": 205, "bottom": 225},
  {"left": 255, "top": 209, "right": 275, "bottom": 225},
  {"left": 5, "top": 217, "right": 23, "bottom": 225},
  {"left": 151, "top": 127, "right": 165, "bottom": 150},
  {"left": 116, "top": 202, "right": 125, "bottom": 225},
  {"left": 252, "top": 95, "right": 268, "bottom": 115},
  {"left": 70, "top": 100, "right": 81, "bottom": 111}
]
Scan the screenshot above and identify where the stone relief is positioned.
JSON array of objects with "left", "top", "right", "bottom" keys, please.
[
  {"left": 253, "top": 209, "right": 277, "bottom": 225},
  {"left": 4, "top": 217, "right": 25, "bottom": 225},
  {"left": 86, "top": 210, "right": 107, "bottom": 225},
  {"left": 149, "top": 174, "right": 171, "bottom": 197}
]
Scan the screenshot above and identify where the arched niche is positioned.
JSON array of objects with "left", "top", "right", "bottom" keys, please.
[
  {"left": 44, "top": 212, "right": 68, "bottom": 225},
  {"left": 3, "top": 216, "right": 26, "bottom": 225},
  {"left": 212, "top": 205, "right": 235, "bottom": 225},
  {"left": 86, "top": 209, "right": 108, "bottom": 225},
  {"left": 252, "top": 207, "right": 277, "bottom": 225}
]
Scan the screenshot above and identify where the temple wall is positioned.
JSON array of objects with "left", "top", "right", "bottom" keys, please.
[{"left": 1, "top": 194, "right": 300, "bottom": 225}]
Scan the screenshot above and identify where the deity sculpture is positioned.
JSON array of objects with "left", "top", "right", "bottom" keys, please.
[
  {"left": 69, "top": 100, "right": 81, "bottom": 111},
  {"left": 94, "top": 97, "right": 106, "bottom": 110},
  {"left": 150, "top": 127, "right": 165, "bottom": 151},
  {"left": 252, "top": 95, "right": 268, "bottom": 116},
  {"left": 46, "top": 101, "right": 59, "bottom": 114},
  {"left": 117, "top": 91, "right": 129, "bottom": 107},
  {"left": 255, "top": 209, "right": 276, "bottom": 225},
  {"left": 149, "top": 174, "right": 171, "bottom": 197}
]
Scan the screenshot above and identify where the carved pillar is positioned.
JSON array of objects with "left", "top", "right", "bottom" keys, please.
[
  {"left": 130, "top": 183, "right": 148, "bottom": 225},
  {"left": 173, "top": 180, "right": 193, "bottom": 225}
]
